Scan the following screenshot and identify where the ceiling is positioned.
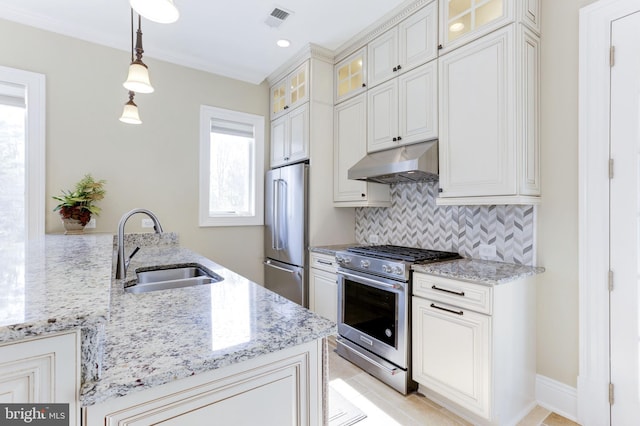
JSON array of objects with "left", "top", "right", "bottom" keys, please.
[{"left": 0, "top": 0, "right": 416, "bottom": 84}]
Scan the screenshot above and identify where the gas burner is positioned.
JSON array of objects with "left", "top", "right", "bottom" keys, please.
[{"left": 346, "top": 245, "right": 460, "bottom": 263}]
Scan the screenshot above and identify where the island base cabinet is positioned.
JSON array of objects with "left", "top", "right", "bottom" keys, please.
[
  {"left": 83, "top": 339, "right": 325, "bottom": 426},
  {"left": 0, "top": 331, "right": 80, "bottom": 426}
]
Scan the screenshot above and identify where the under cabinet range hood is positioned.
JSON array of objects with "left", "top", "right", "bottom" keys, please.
[{"left": 347, "top": 140, "right": 439, "bottom": 184}]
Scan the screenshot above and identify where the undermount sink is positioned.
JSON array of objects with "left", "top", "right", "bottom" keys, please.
[{"left": 125, "top": 264, "right": 223, "bottom": 294}]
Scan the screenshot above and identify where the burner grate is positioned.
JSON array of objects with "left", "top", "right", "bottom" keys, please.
[{"left": 347, "top": 245, "right": 460, "bottom": 263}]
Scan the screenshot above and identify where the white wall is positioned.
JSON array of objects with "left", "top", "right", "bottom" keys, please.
[
  {"left": 0, "top": 19, "right": 269, "bottom": 284},
  {"left": 537, "top": 0, "right": 597, "bottom": 387}
]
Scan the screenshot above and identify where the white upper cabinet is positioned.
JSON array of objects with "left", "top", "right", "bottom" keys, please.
[
  {"left": 368, "top": 60, "right": 438, "bottom": 152},
  {"left": 334, "top": 94, "right": 390, "bottom": 206},
  {"left": 368, "top": 1, "right": 437, "bottom": 88},
  {"left": 335, "top": 48, "right": 367, "bottom": 104},
  {"left": 270, "top": 103, "right": 309, "bottom": 168},
  {"left": 438, "top": 24, "right": 540, "bottom": 204},
  {"left": 270, "top": 61, "right": 310, "bottom": 120},
  {"left": 439, "top": 0, "right": 541, "bottom": 53}
]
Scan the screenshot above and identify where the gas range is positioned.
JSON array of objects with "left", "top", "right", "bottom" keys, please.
[
  {"left": 335, "top": 244, "right": 461, "bottom": 394},
  {"left": 336, "top": 245, "right": 460, "bottom": 281}
]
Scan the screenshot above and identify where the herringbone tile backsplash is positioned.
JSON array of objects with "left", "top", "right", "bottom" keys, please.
[{"left": 355, "top": 182, "right": 536, "bottom": 265}]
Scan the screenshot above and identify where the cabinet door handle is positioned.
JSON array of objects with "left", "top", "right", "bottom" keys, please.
[
  {"left": 362, "top": 83, "right": 367, "bottom": 87},
  {"left": 284, "top": 105, "right": 289, "bottom": 110},
  {"left": 397, "top": 64, "right": 402, "bottom": 70},
  {"left": 317, "top": 259, "right": 333, "bottom": 266},
  {"left": 392, "top": 137, "right": 397, "bottom": 142},
  {"left": 430, "top": 303, "right": 464, "bottom": 316},
  {"left": 393, "top": 66, "right": 398, "bottom": 72},
  {"left": 397, "top": 136, "right": 402, "bottom": 141},
  {"left": 431, "top": 285, "right": 465, "bottom": 297}
]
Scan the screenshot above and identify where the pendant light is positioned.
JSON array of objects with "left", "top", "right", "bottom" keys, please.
[
  {"left": 130, "top": 0, "right": 179, "bottom": 24},
  {"left": 119, "top": 91, "right": 142, "bottom": 124},
  {"left": 123, "top": 10, "right": 154, "bottom": 94}
]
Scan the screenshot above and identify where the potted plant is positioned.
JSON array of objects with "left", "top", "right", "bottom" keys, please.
[{"left": 53, "top": 174, "right": 106, "bottom": 234}]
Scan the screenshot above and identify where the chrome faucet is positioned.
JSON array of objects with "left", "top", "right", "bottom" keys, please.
[{"left": 115, "top": 208, "right": 164, "bottom": 280}]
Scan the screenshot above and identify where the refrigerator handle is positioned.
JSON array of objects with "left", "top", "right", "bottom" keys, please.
[
  {"left": 272, "top": 179, "right": 280, "bottom": 250},
  {"left": 279, "top": 179, "right": 288, "bottom": 250},
  {"left": 263, "top": 260, "right": 297, "bottom": 274}
]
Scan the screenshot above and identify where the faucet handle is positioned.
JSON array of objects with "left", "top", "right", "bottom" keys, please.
[{"left": 126, "top": 246, "right": 141, "bottom": 268}]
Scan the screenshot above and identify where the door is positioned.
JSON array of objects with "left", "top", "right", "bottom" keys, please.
[
  {"left": 398, "top": 61, "right": 438, "bottom": 145},
  {"left": 270, "top": 115, "right": 288, "bottom": 167},
  {"left": 610, "top": 10, "right": 640, "bottom": 424},
  {"left": 367, "top": 79, "right": 398, "bottom": 152},
  {"left": 412, "top": 296, "right": 490, "bottom": 418},
  {"left": 309, "top": 268, "right": 337, "bottom": 322},
  {"left": 264, "top": 259, "right": 305, "bottom": 306},
  {"left": 264, "top": 163, "right": 307, "bottom": 266},
  {"left": 438, "top": 25, "right": 516, "bottom": 198},
  {"left": 334, "top": 94, "right": 368, "bottom": 202}
]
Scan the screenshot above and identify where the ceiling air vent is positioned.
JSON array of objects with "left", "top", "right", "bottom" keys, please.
[{"left": 265, "top": 7, "right": 293, "bottom": 28}]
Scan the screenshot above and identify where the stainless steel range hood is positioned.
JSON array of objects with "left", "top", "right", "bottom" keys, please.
[{"left": 347, "top": 140, "right": 438, "bottom": 184}]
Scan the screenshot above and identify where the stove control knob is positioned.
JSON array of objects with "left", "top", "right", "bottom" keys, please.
[
  {"left": 392, "top": 266, "right": 403, "bottom": 275},
  {"left": 382, "top": 264, "right": 391, "bottom": 273},
  {"left": 360, "top": 260, "right": 370, "bottom": 269}
]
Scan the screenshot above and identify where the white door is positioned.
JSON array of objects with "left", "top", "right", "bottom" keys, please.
[{"left": 610, "top": 10, "right": 640, "bottom": 424}]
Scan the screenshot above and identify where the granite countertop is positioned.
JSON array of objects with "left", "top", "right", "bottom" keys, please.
[
  {"left": 309, "top": 244, "right": 359, "bottom": 256},
  {"left": 412, "top": 258, "right": 545, "bottom": 285},
  {"left": 0, "top": 234, "right": 113, "bottom": 382},
  {"left": 310, "top": 245, "right": 544, "bottom": 285},
  {"left": 0, "top": 234, "right": 335, "bottom": 407}
]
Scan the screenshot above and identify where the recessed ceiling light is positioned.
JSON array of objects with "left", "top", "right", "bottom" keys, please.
[
  {"left": 450, "top": 22, "right": 465, "bottom": 32},
  {"left": 277, "top": 39, "right": 291, "bottom": 48}
]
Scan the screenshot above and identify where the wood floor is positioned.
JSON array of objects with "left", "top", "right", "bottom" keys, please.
[{"left": 327, "top": 338, "right": 579, "bottom": 425}]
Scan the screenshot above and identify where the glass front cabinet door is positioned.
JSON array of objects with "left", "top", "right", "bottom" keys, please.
[
  {"left": 439, "top": 0, "right": 540, "bottom": 52},
  {"left": 270, "top": 61, "right": 310, "bottom": 119},
  {"left": 334, "top": 48, "right": 367, "bottom": 104},
  {"left": 440, "top": 0, "right": 507, "bottom": 52}
]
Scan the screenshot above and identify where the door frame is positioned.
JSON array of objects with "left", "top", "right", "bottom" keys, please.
[{"left": 578, "top": 1, "right": 639, "bottom": 424}]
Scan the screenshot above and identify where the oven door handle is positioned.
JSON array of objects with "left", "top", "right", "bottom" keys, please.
[
  {"left": 338, "top": 270, "right": 402, "bottom": 290},
  {"left": 340, "top": 340, "right": 400, "bottom": 376}
]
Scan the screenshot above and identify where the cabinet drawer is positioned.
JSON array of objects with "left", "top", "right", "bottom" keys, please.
[
  {"left": 413, "top": 273, "right": 492, "bottom": 315},
  {"left": 310, "top": 252, "right": 337, "bottom": 273}
]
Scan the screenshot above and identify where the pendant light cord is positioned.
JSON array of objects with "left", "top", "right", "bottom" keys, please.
[{"left": 130, "top": 8, "right": 134, "bottom": 63}]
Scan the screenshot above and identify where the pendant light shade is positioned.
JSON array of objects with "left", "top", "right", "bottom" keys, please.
[
  {"left": 123, "top": 61, "right": 154, "bottom": 93},
  {"left": 130, "top": 0, "right": 179, "bottom": 24},
  {"left": 119, "top": 91, "right": 142, "bottom": 124},
  {"left": 122, "top": 12, "right": 154, "bottom": 94}
]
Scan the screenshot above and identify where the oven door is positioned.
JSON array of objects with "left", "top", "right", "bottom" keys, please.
[{"left": 337, "top": 268, "right": 409, "bottom": 369}]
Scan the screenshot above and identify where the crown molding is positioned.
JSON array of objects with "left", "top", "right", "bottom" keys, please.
[
  {"left": 266, "top": 43, "right": 334, "bottom": 85},
  {"left": 334, "top": 0, "right": 433, "bottom": 63},
  {"left": 266, "top": 0, "right": 431, "bottom": 84}
]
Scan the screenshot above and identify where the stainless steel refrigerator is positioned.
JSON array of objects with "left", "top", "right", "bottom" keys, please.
[{"left": 264, "top": 162, "right": 308, "bottom": 307}]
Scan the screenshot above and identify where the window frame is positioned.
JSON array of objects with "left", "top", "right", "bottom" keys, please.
[
  {"left": 0, "top": 66, "right": 45, "bottom": 239},
  {"left": 199, "top": 105, "right": 265, "bottom": 227}
]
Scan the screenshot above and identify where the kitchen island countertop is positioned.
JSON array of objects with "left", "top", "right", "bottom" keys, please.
[{"left": 0, "top": 234, "right": 335, "bottom": 407}]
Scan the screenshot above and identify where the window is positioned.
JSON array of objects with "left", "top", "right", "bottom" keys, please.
[
  {"left": 0, "top": 66, "right": 45, "bottom": 241},
  {"left": 199, "top": 106, "right": 264, "bottom": 227}
]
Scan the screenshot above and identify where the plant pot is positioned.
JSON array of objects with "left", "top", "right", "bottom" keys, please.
[{"left": 62, "top": 218, "right": 85, "bottom": 235}]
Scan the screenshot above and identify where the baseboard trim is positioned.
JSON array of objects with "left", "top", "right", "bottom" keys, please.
[{"left": 536, "top": 374, "right": 578, "bottom": 422}]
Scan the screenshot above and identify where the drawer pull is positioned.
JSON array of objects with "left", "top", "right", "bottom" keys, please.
[
  {"left": 317, "top": 259, "right": 333, "bottom": 266},
  {"left": 430, "top": 303, "right": 464, "bottom": 316},
  {"left": 431, "top": 285, "right": 465, "bottom": 297}
]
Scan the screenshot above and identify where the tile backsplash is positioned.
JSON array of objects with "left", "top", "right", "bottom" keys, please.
[{"left": 355, "top": 182, "right": 536, "bottom": 265}]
